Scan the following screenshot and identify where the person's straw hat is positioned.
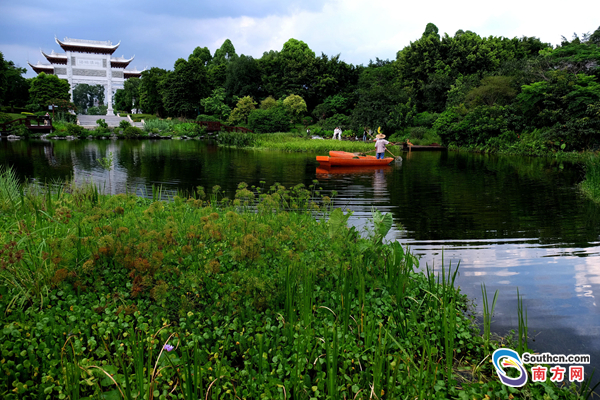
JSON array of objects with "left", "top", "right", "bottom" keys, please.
[{"left": 376, "top": 133, "right": 385, "bottom": 139}]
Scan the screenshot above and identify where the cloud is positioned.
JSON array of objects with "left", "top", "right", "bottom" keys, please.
[{"left": 1, "top": 0, "right": 599, "bottom": 78}]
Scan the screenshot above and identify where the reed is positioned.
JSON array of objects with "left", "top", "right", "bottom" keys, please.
[
  {"left": 517, "top": 287, "right": 529, "bottom": 354},
  {"left": 580, "top": 153, "right": 600, "bottom": 203},
  {"left": 481, "top": 283, "right": 499, "bottom": 355}
]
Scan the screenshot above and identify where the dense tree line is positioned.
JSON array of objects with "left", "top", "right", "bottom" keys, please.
[{"left": 2, "top": 23, "right": 599, "bottom": 150}]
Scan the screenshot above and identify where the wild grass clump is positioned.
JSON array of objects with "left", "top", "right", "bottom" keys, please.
[
  {"left": 580, "top": 153, "right": 600, "bottom": 203},
  {"left": 143, "top": 118, "right": 172, "bottom": 133},
  {"left": 0, "top": 170, "right": 593, "bottom": 399},
  {"left": 254, "top": 134, "right": 398, "bottom": 153}
]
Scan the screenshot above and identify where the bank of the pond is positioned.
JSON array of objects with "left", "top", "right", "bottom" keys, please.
[
  {"left": 216, "top": 131, "right": 403, "bottom": 153},
  {"left": 580, "top": 153, "right": 600, "bottom": 204},
  {"left": 0, "top": 170, "right": 593, "bottom": 399}
]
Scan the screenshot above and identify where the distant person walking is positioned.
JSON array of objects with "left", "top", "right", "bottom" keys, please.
[
  {"left": 363, "top": 127, "right": 368, "bottom": 142},
  {"left": 375, "top": 130, "right": 389, "bottom": 159},
  {"left": 333, "top": 126, "right": 342, "bottom": 140}
]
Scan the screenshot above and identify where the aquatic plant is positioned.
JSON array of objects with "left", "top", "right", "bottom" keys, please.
[{"left": 0, "top": 176, "right": 594, "bottom": 399}]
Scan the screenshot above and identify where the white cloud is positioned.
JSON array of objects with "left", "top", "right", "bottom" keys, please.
[{"left": 2, "top": 0, "right": 599, "bottom": 77}]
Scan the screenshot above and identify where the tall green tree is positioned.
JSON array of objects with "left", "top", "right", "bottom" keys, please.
[
  {"left": 73, "top": 84, "right": 105, "bottom": 113},
  {"left": 351, "top": 59, "right": 407, "bottom": 132},
  {"left": 139, "top": 67, "right": 168, "bottom": 116},
  {"left": 28, "top": 72, "right": 70, "bottom": 107},
  {"left": 210, "top": 39, "right": 238, "bottom": 68},
  {"left": 312, "top": 53, "right": 360, "bottom": 109},
  {"left": 279, "top": 38, "right": 317, "bottom": 100},
  {"left": 258, "top": 50, "right": 284, "bottom": 100},
  {"left": 225, "top": 54, "right": 262, "bottom": 100},
  {"left": 114, "top": 78, "right": 140, "bottom": 113},
  {"left": 395, "top": 24, "right": 550, "bottom": 112},
  {"left": 0, "top": 52, "right": 30, "bottom": 109},
  {"left": 200, "top": 88, "right": 231, "bottom": 120},
  {"left": 160, "top": 59, "right": 209, "bottom": 118},
  {"left": 189, "top": 46, "right": 212, "bottom": 66}
]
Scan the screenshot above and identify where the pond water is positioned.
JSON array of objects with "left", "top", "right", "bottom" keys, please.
[{"left": 2, "top": 138, "right": 600, "bottom": 383}]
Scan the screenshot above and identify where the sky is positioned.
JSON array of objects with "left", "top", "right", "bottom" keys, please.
[{"left": 1, "top": 0, "right": 599, "bottom": 78}]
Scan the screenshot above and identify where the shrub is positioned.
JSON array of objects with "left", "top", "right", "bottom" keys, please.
[
  {"left": 119, "top": 120, "right": 131, "bottom": 129},
  {"left": 87, "top": 106, "right": 104, "bottom": 115},
  {"left": 123, "top": 126, "right": 145, "bottom": 138},
  {"left": 196, "top": 114, "right": 221, "bottom": 122},
  {"left": 9, "top": 124, "right": 30, "bottom": 137},
  {"left": 228, "top": 96, "right": 257, "bottom": 126},
  {"left": 130, "top": 114, "right": 156, "bottom": 122},
  {"left": 408, "top": 126, "right": 428, "bottom": 140},
  {"left": 247, "top": 107, "right": 292, "bottom": 133},
  {"left": 96, "top": 119, "right": 108, "bottom": 129},
  {"left": 321, "top": 113, "right": 350, "bottom": 130},
  {"left": 67, "top": 123, "right": 87, "bottom": 137},
  {"left": 0, "top": 112, "right": 12, "bottom": 124},
  {"left": 144, "top": 119, "right": 172, "bottom": 132},
  {"left": 413, "top": 111, "right": 440, "bottom": 128},
  {"left": 172, "top": 122, "right": 205, "bottom": 137},
  {"left": 217, "top": 131, "right": 258, "bottom": 146},
  {"left": 433, "top": 105, "right": 511, "bottom": 147}
]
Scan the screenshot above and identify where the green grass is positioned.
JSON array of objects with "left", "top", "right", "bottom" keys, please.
[
  {"left": 219, "top": 131, "right": 402, "bottom": 153},
  {"left": 0, "top": 169, "right": 594, "bottom": 399},
  {"left": 580, "top": 153, "right": 600, "bottom": 203}
]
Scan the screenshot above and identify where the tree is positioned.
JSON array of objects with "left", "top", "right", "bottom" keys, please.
[
  {"left": 0, "top": 52, "right": 29, "bottom": 109},
  {"left": 200, "top": 88, "right": 231, "bottom": 120},
  {"left": 423, "top": 23, "right": 439, "bottom": 38},
  {"left": 351, "top": 60, "right": 407, "bottom": 132},
  {"left": 258, "top": 50, "right": 285, "bottom": 100},
  {"left": 228, "top": 96, "right": 257, "bottom": 125},
  {"left": 73, "top": 84, "right": 105, "bottom": 113},
  {"left": 283, "top": 94, "right": 307, "bottom": 122},
  {"left": 123, "top": 77, "right": 141, "bottom": 112},
  {"left": 140, "top": 67, "right": 168, "bottom": 116},
  {"left": 312, "top": 53, "right": 360, "bottom": 110},
  {"left": 225, "top": 55, "right": 262, "bottom": 100},
  {"left": 210, "top": 39, "right": 238, "bottom": 68},
  {"left": 247, "top": 106, "right": 292, "bottom": 133},
  {"left": 465, "top": 76, "right": 517, "bottom": 107},
  {"left": 28, "top": 72, "right": 70, "bottom": 108},
  {"left": 395, "top": 24, "right": 550, "bottom": 112},
  {"left": 189, "top": 46, "right": 212, "bottom": 66},
  {"left": 260, "top": 96, "right": 277, "bottom": 110},
  {"left": 279, "top": 39, "right": 317, "bottom": 99},
  {"left": 208, "top": 64, "right": 227, "bottom": 91},
  {"left": 160, "top": 58, "right": 209, "bottom": 118}
]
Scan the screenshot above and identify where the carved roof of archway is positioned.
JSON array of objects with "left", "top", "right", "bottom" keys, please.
[{"left": 55, "top": 37, "right": 120, "bottom": 54}]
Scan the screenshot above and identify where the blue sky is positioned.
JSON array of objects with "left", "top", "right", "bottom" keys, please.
[{"left": 1, "top": 0, "right": 598, "bottom": 78}]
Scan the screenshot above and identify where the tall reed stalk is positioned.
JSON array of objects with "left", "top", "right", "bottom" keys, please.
[
  {"left": 516, "top": 288, "right": 528, "bottom": 355},
  {"left": 481, "top": 283, "right": 499, "bottom": 355}
]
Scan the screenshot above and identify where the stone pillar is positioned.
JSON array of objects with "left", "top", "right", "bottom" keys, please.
[
  {"left": 106, "top": 53, "right": 114, "bottom": 116},
  {"left": 66, "top": 50, "right": 73, "bottom": 101}
]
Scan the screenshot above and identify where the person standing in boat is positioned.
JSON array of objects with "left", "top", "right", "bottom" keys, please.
[{"left": 375, "top": 131, "right": 389, "bottom": 159}]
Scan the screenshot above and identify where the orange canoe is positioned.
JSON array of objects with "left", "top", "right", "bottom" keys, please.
[
  {"left": 316, "top": 155, "right": 394, "bottom": 166},
  {"left": 328, "top": 151, "right": 376, "bottom": 159}
]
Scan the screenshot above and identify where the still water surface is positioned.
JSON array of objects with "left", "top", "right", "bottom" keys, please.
[{"left": 2, "top": 138, "right": 600, "bottom": 381}]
